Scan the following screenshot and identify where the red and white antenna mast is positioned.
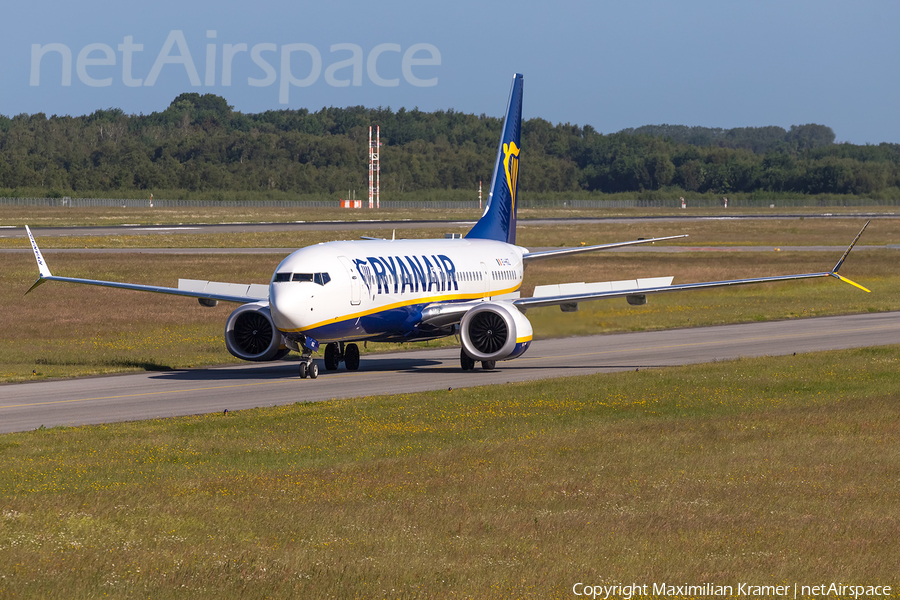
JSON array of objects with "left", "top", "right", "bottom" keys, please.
[
  {"left": 369, "top": 126, "right": 381, "bottom": 209},
  {"left": 376, "top": 126, "right": 380, "bottom": 209}
]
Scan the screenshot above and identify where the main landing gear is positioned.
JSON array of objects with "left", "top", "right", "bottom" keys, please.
[
  {"left": 299, "top": 342, "right": 362, "bottom": 378},
  {"left": 323, "top": 342, "right": 361, "bottom": 372},
  {"left": 460, "top": 349, "right": 496, "bottom": 371}
]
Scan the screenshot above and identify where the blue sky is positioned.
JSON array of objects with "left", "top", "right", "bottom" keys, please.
[{"left": 3, "top": 0, "right": 898, "bottom": 144}]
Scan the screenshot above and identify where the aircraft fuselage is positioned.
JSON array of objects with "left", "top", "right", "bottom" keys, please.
[{"left": 269, "top": 238, "right": 525, "bottom": 344}]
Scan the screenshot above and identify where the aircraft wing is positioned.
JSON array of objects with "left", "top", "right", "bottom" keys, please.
[
  {"left": 522, "top": 234, "right": 688, "bottom": 262},
  {"left": 515, "top": 271, "right": 839, "bottom": 309},
  {"left": 24, "top": 226, "right": 267, "bottom": 304},
  {"left": 515, "top": 221, "right": 871, "bottom": 309}
]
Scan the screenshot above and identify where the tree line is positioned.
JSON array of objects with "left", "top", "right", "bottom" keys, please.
[{"left": 1, "top": 92, "right": 899, "bottom": 198}]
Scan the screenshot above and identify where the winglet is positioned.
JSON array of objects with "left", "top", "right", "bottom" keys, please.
[
  {"left": 830, "top": 272, "right": 870, "bottom": 293},
  {"left": 25, "top": 225, "right": 52, "bottom": 295},
  {"left": 829, "top": 220, "right": 870, "bottom": 293},
  {"left": 832, "top": 220, "right": 869, "bottom": 273}
]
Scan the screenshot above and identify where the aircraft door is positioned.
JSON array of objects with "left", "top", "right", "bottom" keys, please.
[
  {"left": 338, "top": 256, "right": 362, "bottom": 306},
  {"left": 480, "top": 261, "right": 490, "bottom": 298}
]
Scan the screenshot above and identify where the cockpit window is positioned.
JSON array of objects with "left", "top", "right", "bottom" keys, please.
[{"left": 273, "top": 272, "right": 331, "bottom": 285}]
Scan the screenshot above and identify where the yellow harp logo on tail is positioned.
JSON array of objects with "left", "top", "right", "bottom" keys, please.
[{"left": 503, "top": 141, "right": 520, "bottom": 214}]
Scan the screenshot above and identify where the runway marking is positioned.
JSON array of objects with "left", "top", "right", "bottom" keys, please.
[{"left": 2, "top": 320, "right": 896, "bottom": 411}]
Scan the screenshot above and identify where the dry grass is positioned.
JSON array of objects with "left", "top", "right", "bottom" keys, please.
[
  {"left": 516, "top": 217, "right": 900, "bottom": 247},
  {"left": 522, "top": 249, "right": 897, "bottom": 337},
  {"left": 0, "top": 204, "right": 894, "bottom": 235},
  {"left": 4, "top": 239, "right": 897, "bottom": 382},
  {"left": 2, "top": 215, "right": 895, "bottom": 250},
  {"left": 2, "top": 253, "right": 277, "bottom": 380},
  {"left": 0, "top": 205, "right": 483, "bottom": 228},
  {"left": 1, "top": 346, "right": 898, "bottom": 598}
]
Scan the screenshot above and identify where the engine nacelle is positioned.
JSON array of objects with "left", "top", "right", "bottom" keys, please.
[
  {"left": 460, "top": 302, "right": 533, "bottom": 362},
  {"left": 225, "top": 302, "right": 290, "bottom": 362}
]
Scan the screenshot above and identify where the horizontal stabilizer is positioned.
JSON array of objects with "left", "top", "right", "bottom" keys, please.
[{"left": 523, "top": 235, "right": 688, "bottom": 262}]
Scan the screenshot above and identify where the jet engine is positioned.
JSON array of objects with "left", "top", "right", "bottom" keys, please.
[
  {"left": 225, "top": 302, "right": 290, "bottom": 361},
  {"left": 459, "top": 302, "right": 532, "bottom": 362}
]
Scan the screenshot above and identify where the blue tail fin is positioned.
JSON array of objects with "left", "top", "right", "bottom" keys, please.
[{"left": 466, "top": 73, "right": 523, "bottom": 245}]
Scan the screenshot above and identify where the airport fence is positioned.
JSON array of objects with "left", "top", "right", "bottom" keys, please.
[{"left": 0, "top": 197, "right": 898, "bottom": 209}]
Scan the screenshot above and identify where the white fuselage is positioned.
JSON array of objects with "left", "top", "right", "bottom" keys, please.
[{"left": 268, "top": 238, "right": 526, "bottom": 343}]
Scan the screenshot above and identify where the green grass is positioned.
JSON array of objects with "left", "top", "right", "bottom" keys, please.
[{"left": 2, "top": 346, "right": 899, "bottom": 598}]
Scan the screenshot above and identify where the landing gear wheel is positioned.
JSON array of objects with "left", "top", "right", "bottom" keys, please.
[
  {"left": 460, "top": 349, "right": 476, "bottom": 371},
  {"left": 481, "top": 360, "right": 496, "bottom": 371},
  {"left": 324, "top": 343, "right": 340, "bottom": 371},
  {"left": 308, "top": 362, "right": 319, "bottom": 379},
  {"left": 344, "top": 343, "right": 360, "bottom": 371},
  {"left": 299, "top": 362, "right": 308, "bottom": 379}
]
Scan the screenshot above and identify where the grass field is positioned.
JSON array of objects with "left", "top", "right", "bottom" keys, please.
[
  {"left": 1, "top": 346, "right": 898, "bottom": 598},
  {"left": 2, "top": 216, "right": 896, "bottom": 382},
  {"left": 2, "top": 210, "right": 899, "bottom": 598},
  {"left": 2, "top": 215, "right": 900, "bottom": 249},
  {"left": 3, "top": 247, "right": 896, "bottom": 383},
  {"left": 0, "top": 204, "right": 897, "bottom": 229}
]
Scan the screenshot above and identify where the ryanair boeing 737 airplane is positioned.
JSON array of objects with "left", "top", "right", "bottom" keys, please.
[{"left": 25, "top": 73, "right": 870, "bottom": 379}]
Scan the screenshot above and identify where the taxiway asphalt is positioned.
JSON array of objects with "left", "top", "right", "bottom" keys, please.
[{"left": 2, "top": 311, "right": 898, "bottom": 434}]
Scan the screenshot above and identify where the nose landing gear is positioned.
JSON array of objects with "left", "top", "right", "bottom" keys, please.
[{"left": 298, "top": 358, "right": 319, "bottom": 379}]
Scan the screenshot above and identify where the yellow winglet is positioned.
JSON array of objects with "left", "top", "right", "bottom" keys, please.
[{"left": 831, "top": 272, "right": 871, "bottom": 293}]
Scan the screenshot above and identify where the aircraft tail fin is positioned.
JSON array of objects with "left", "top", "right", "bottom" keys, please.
[{"left": 466, "top": 73, "right": 523, "bottom": 245}]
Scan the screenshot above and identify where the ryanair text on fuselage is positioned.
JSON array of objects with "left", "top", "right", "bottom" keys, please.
[{"left": 354, "top": 254, "right": 460, "bottom": 295}]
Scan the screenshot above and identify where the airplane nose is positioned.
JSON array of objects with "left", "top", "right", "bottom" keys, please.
[{"left": 269, "top": 283, "right": 308, "bottom": 331}]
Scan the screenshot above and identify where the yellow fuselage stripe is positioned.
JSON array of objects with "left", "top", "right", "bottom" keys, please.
[{"left": 284, "top": 283, "right": 522, "bottom": 333}]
